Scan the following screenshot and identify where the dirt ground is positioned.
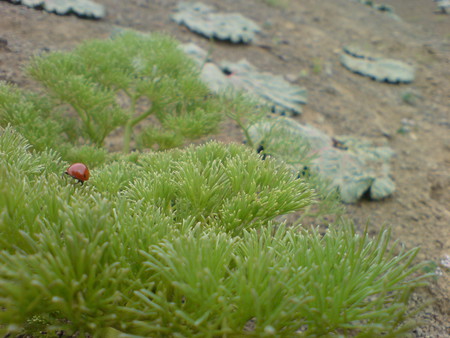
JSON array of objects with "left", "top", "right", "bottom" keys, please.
[{"left": 0, "top": 0, "right": 449, "bottom": 336}]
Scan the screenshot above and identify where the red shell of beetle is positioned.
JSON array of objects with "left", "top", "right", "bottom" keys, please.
[{"left": 65, "top": 163, "right": 90, "bottom": 184}]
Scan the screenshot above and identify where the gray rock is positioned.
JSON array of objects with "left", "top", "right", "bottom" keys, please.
[
  {"left": 181, "top": 43, "right": 307, "bottom": 116},
  {"left": 221, "top": 59, "right": 307, "bottom": 115},
  {"left": 171, "top": 2, "right": 261, "bottom": 43},
  {"left": 248, "top": 117, "right": 396, "bottom": 203},
  {"left": 340, "top": 45, "right": 415, "bottom": 83},
  {"left": 11, "top": 0, "right": 105, "bottom": 18},
  {"left": 370, "top": 177, "right": 396, "bottom": 200},
  {"left": 435, "top": 0, "right": 450, "bottom": 13},
  {"left": 200, "top": 62, "right": 233, "bottom": 93},
  {"left": 179, "top": 42, "right": 210, "bottom": 67}
]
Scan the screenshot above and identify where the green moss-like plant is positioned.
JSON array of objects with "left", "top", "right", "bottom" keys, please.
[
  {"left": 22, "top": 31, "right": 223, "bottom": 152},
  {"left": 0, "top": 83, "right": 66, "bottom": 152},
  {"left": 0, "top": 83, "right": 118, "bottom": 167},
  {"left": 0, "top": 127, "right": 429, "bottom": 337},
  {"left": 226, "top": 104, "right": 344, "bottom": 222}
]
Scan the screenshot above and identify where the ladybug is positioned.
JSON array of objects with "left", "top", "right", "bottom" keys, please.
[{"left": 64, "top": 163, "right": 90, "bottom": 185}]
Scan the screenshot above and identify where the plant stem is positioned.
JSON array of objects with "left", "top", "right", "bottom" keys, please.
[
  {"left": 122, "top": 95, "right": 136, "bottom": 153},
  {"left": 72, "top": 102, "right": 97, "bottom": 144},
  {"left": 122, "top": 97, "right": 154, "bottom": 153},
  {"left": 130, "top": 105, "right": 154, "bottom": 127},
  {"left": 242, "top": 126, "right": 254, "bottom": 148},
  {"left": 235, "top": 116, "right": 253, "bottom": 148},
  {"left": 123, "top": 119, "right": 133, "bottom": 153}
]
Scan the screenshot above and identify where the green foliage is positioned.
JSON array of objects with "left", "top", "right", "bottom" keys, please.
[
  {"left": 29, "top": 32, "right": 220, "bottom": 151},
  {"left": 0, "top": 127, "right": 429, "bottom": 336},
  {"left": 401, "top": 90, "right": 419, "bottom": 106},
  {"left": 0, "top": 83, "right": 66, "bottom": 151},
  {"left": 312, "top": 58, "right": 323, "bottom": 75},
  {"left": 224, "top": 92, "right": 272, "bottom": 149},
  {"left": 28, "top": 50, "right": 127, "bottom": 146},
  {"left": 62, "top": 144, "right": 109, "bottom": 168},
  {"left": 234, "top": 115, "right": 344, "bottom": 222},
  {"left": 124, "top": 141, "right": 313, "bottom": 234},
  {"left": 297, "top": 168, "right": 344, "bottom": 222},
  {"left": 0, "top": 31, "right": 224, "bottom": 154},
  {"left": 137, "top": 125, "right": 185, "bottom": 150}
]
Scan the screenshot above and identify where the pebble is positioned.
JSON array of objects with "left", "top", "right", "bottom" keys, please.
[
  {"left": 440, "top": 254, "right": 450, "bottom": 269},
  {"left": 401, "top": 118, "right": 416, "bottom": 127},
  {"left": 0, "top": 37, "right": 9, "bottom": 51},
  {"left": 285, "top": 73, "right": 299, "bottom": 82}
]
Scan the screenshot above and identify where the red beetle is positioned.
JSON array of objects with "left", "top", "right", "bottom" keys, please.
[{"left": 64, "top": 163, "right": 90, "bottom": 185}]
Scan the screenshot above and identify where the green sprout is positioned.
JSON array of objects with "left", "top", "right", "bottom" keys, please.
[
  {"left": 401, "top": 90, "right": 420, "bottom": 106},
  {"left": 312, "top": 58, "right": 323, "bottom": 75}
]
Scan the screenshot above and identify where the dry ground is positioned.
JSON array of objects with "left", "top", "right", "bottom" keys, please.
[{"left": 0, "top": 0, "right": 449, "bottom": 335}]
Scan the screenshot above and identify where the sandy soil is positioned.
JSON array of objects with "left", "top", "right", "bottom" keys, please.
[{"left": 0, "top": 0, "right": 449, "bottom": 335}]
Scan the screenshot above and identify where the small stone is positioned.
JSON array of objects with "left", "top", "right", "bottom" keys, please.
[
  {"left": 284, "top": 22, "right": 295, "bottom": 30},
  {"left": 440, "top": 254, "right": 450, "bottom": 269},
  {"left": 277, "top": 54, "right": 290, "bottom": 62},
  {"left": 285, "top": 73, "right": 299, "bottom": 82},
  {"left": 323, "top": 86, "right": 337, "bottom": 95},
  {"left": 401, "top": 118, "right": 416, "bottom": 127},
  {"left": 0, "top": 38, "right": 8, "bottom": 50}
]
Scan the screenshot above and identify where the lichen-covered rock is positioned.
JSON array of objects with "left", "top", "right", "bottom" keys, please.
[
  {"left": 180, "top": 43, "right": 307, "bottom": 115},
  {"left": 180, "top": 42, "right": 211, "bottom": 67},
  {"left": 180, "top": 43, "right": 234, "bottom": 93},
  {"left": 4, "top": 0, "right": 105, "bottom": 19},
  {"left": 171, "top": 2, "right": 261, "bottom": 43},
  {"left": 340, "top": 45, "right": 415, "bottom": 83},
  {"left": 343, "top": 44, "right": 383, "bottom": 60},
  {"left": 248, "top": 117, "right": 396, "bottom": 203},
  {"left": 221, "top": 60, "right": 307, "bottom": 115},
  {"left": 200, "top": 62, "right": 233, "bottom": 93},
  {"left": 435, "top": 0, "right": 450, "bottom": 13}
]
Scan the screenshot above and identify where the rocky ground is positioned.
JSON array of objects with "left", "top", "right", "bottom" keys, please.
[{"left": 0, "top": 0, "right": 449, "bottom": 335}]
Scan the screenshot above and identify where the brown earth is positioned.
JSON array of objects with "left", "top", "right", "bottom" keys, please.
[{"left": 0, "top": 0, "right": 449, "bottom": 336}]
